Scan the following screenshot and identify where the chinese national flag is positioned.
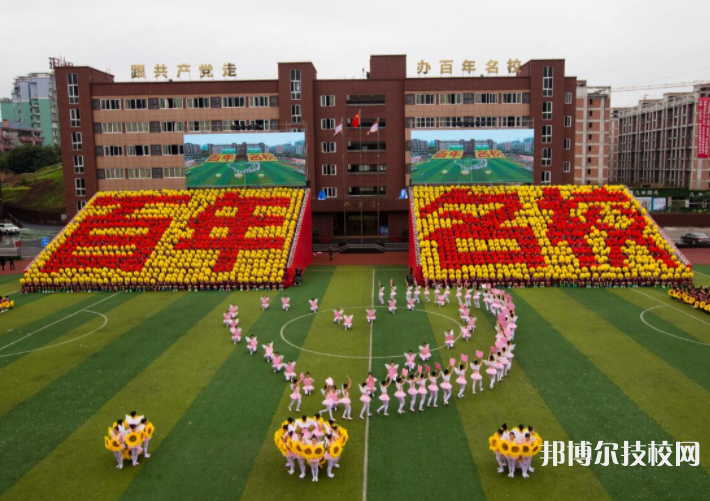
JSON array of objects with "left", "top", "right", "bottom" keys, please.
[{"left": 351, "top": 111, "right": 361, "bottom": 128}]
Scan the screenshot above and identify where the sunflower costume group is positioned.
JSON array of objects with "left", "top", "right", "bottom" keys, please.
[
  {"left": 274, "top": 417, "right": 349, "bottom": 482},
  {"left": 489, "top": 425, "right": 542, "bottom": 478},
  {"left": 104, "top": 412, "right": 155, "bottom": 469},
  {"left": 668, "top": 287, "right": 710, "bottom": 315}
]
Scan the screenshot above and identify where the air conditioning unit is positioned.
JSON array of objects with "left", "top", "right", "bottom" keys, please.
[{"left": 346, "top": 95, "right": 350, "bottom": 100}]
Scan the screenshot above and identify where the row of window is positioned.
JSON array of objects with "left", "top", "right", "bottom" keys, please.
[
  {"left": 321, "top": 164, "right": 388, "bottom": 175},
  {"left": 318, "top": 186, "right": 386, "bottom": 198},
  {"left": 99, "top": 167, "right": 186, "bottom": 179},
  {"left": 412, "top": 116, "right": 531, "bottom": 128},
  {"left": 97, "top": 120, "right": 277, "bottom": 134},
  {"left": 98, "top": 144, "right": 184, "bottom": 157},
  {"left": 411, "top": 92, "right": 528, "bottom": 105},
  {"left": 97, "top": 96, "right": 274, "bottom": 110}
]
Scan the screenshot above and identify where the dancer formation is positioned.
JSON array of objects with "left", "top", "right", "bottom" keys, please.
[
  {"left": 489, "top": 424, "right": 543, "bottom": 478},
  {"left": 0, "top": 295, "right": 14, "bottom": 314},
  {"left": 274, "top": 417, "right": 349, "bottom": 481},
  {"left": 103, "top": 411, "right": 155, "bottom": 469},
  {"left": 668, "top": 286, "right": 710, "bottom": 314}
]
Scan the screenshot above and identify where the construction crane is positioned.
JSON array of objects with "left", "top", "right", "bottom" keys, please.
[{"left": 612, "top": 80, "right": 710, "bottom": 92}]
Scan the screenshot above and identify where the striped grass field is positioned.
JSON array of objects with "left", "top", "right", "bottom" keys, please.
[
  {"left": 186, "top": 160, "right": 305, "bottom": 187},
  {"left": 0, "top": 265, "right": 709, "bottom": 501},
  {"left": 411, "top": 157, "right": 533, "bottom": 184}
]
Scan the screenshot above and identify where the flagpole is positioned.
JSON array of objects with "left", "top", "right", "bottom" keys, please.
[
  {"left": 376, "top": 119, "right": 380, "bottom": 244},
  {"left": 358, "top": 109, "right": 363, "bottom": 243},
  {"left": 341, "top": 117, "right": 347, "bottom": 243}
]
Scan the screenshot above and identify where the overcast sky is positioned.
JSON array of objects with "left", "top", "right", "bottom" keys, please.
[{"left": 2, "top": 0, "right": 709, "bottom": 108}]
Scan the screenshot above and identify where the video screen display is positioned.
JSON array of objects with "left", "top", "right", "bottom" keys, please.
[
  {"left": 410, "top": 130, "right": 534, "bottom": 184},
  {"left": 185, "top": 132, "right": 306, "bottom": 187}
]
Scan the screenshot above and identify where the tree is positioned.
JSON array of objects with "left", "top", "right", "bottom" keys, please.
[{"left": 7, "top": 145, "right": 61, "bottom": 174}]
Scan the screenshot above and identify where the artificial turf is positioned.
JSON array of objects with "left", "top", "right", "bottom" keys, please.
[
  {"left": 186, "top": 160, "right": 305, "bottom": 188},
  {"left": 411, "top": 157, "right": 533, "bottom": 184},
  {"left": 0, "top": 265, "right": 709, "bottom": 501}
]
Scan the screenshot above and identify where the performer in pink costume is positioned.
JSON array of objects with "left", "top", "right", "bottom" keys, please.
[
  {"left": 358, "top": 382, "right": 372, "bottom": 419},
  {"left": 406, "top": 374, "right": 418, "bottom": 412},
  {"left": 414, "top": 285, "right": 422, "bottom": 303},
  {"left": 416, "top": 373, "right": 428, "bottom": 411},
  {"left": 461, "top": 326, "right": 471, "bottom": 342},
  {"left": 470, "top": 359, "right": 483, "bottom": 393},
  {"left": 436, "top": 294, "right": 446, "bottom": 307},
  {"left": 303, "top": 372, "right": 315, "bottom": 395},
  {"left": 288, "top": 379, "right": 303, "bottom": 412},
  {"left": 378, "top": 284, "right": 385, "bottom": 304},
  {"left": 388, "top": 298, "right": 397, "bottom": 313},
  {"left": 284, "top": 360, "right": 297, "bottom": 381},
  {"left": 247, "top": 335, "right": 258, "bottom": 355},
  {"left": 404, "top": 351, "right": 416, "bottom": 371},
  {"left": 333, "top": 309, "right": 344, "bottom": 324},
  {"left": 426, "top": 369, "right": 440, "bottom": 407},
  {"left": 229, "top": 304, "right": 238, "bottom": 318},
  {"left": 385, "top": 362, "right": 399, "bottom": 382},
  {"left": 309, "top": 298, "right": 318, "bottom": 313},
  {"left": 484, "top": 353, "right": 498, "bottom": 390},
  {"left": 223, "top": 311, "right": 232, "bottom": 326},
  {"left": 423, "top": 286, "right": 431, "bottom": 302},
  {"left": 473, "top": 288, "right": 481, "bottom": 308},
  {"left": 260, "top": 296, "right": 270, "bottom": 310},
  {"left": 419, "top": 343, "right": 431, "bottom": 361},
  {"left": 407, "top": 297, "right": 416, "bottom": 311},
  {"left": 230, "top": 326, "right": 242, "bottom": 344},
  {"left": 263, "top": 341, "right": 274, "bottom": 362},
  {"left": 394, "top": 377, "right": 407, "bottom": 414},
  {"left": 366, "top": 308, "right": 376, "bottom": 323},
  {"left": 440, "top": 365, "right": 454, "bottom": 405},
  {"left": 343, "top": 314, "right": 353, "bottom": 330},
  {"left": 445, "top": 330, "right": 455, "bottom": 349},
  {"left": 281, "top": 297, "right": 290, "bottom": 311},
  {"left": 340, "top": 378, "right": 352, "bottom": 420},
  {"left": 454, "top": 363, "right": 468, "bottom": 398},
  {"left": 376, "top": 379, "right": 392, "bottom": 416},
  {"left": 271, "top": 352, "right": 284, "bottom": 373}
]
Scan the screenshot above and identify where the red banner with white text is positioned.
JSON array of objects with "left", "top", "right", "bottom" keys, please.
[{"left": 697, "top": 98, "right": 710, "bottom": 159}]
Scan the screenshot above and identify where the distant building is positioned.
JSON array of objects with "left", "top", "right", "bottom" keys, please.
[
  {"left": 611, "top": 84, "right": 710, "bottom": 190},
  {"left": 0, "top": 119, "right": 44, "bottom": 154},
  {"left": 0, "top": 72, "right": 59, "bottom": 146},
  {"left": 409, "top": 139, "right": 428, "bottom": 156},
  {"left": 575, "top": 81, "right": 611, "bottom": 186}
]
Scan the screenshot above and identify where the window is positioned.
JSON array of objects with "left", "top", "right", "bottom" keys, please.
[
  {"left": 71, "top": 132, "right": 82, "bottom": 150},
  {"left": 415, "top": 94, "right": 435, "bottom": 105},
  {"left": 100, "top": 99, "right": 121, "bottom": 110},
  {"left": 541, "top": 170, "right": 551, "bottom": 185},
  {"left": 542, "top": 102, "right": 552, "bottom": 120},
  {"left": 128, "top": 168, "right": 152, "bottom": 179},
  {"left": 563, "top": 161, "right": 571, "bottom": 173},
  {"left": 501, "top": 116, "right": 523, "bottom": 127},
  {"left": 348, "top": 186, "right": 386, "bottom": 197},
  {"left": 248, "top": 96, "right": 269, "bottom": 107},
  {"left": 159, "top": 98, "right": 183, "bottom": 109},
  {"left": 543, "top": 66, "right": 553, "bottom": 97},
  {"left": 322, "top": 164, "right": 337, "bottom": 176},
  {"left": 565, "top": 92, "right": 572, "bottom": 105},
  {"left": 322, "top": 142, "right": 336, "bottom": 153},
  {"left": 223, "top": 96, "right": 245, "bottom": 108},
  {"left": 588, "top": 146, "right": 592, "bottom": 152},
  {"left": 542, "top": 125, "right": 552, "bottom": 144},
  {"left": 104, "top": 168, "right": 124, "bottom": 179},
  {"left": 162, "top": 145, "right": 184, "bottom": 156},
  {"left": 440, "top": 93, "right": 463, "bottom": 105},
  {"left": 438, "top": 117, "right": 458, "bottom": 128},
  {"left": 127, "top": 145, "right": 151, "bottom": 156},
  {"left": 564, "top": 139, "right": 571, "bottom": 150},
  {"left": 124, "top": 99, "right": 148, "bottom": 110},
  {"left": 223, "top": 120, "right": 247, "bottom": 131},
  {"left": 348, "top": 164, "right": 387, "bottom": 174},
  {"left": 101, "top": 122, "right": 122, "bottom": 134},
  {"left": 73, "top": 155, "right": 84, "bottom": 174},
  {"left": 542, "top": 148, "right": 551, "bottom": 167},
  {"left": 320, "top": 95, "right": 335, "bottom": 107},
  {"left": 502, "top": 93, "right": 523, "bottom": 104},
  {"left": 291, "top": 104, "right": 302, "bottom": 123},
  {"left": 564, "top": 116, "right": 572, "bottom": 127},
  {"left": 75, "top": 178, "right": 86, "bottom": 196},
  {"left": 77, "top": 200, "right": 87, "bottom": 212},
  {"left": 249, "top": 119, "right": 271, "bottom": 130},
  {"left": 321, "top": 118, "right": 336, "bottom": 130},
  {"left": 103, "top": 145, "right": 124, "bottom": 157},
  {"left": 125, "top": 122, "right": 149, "bottom": 133},
  {"left": 473, "top": 116, "right": 497, "bottom": 127},
  {"left": 324, "top": 187, "right": 337, "bottom": 198},
  {"left": 67, "top": 74, "right": 79, "bottom": 104},
  {"left": 188, "top": 121, "right": 211, "bottom": 132},
  {"left": 588, "top": 110, "right": 594, "bottom": 118},
  {"left": 415, "top": 117, "right": 435, "bottom": 128},
  {"left": 186, "top": 97, "right": 210, "bottom": 109},
  {"left": 474, "top": 93, "right": 498, "bottom": 104},
  {"left": 290, "top": 69, "right": 301, "bottom": 100},
  {"left": 70, "top": 109, "right": 81, "bottom": 127},
  {"left": 163, "top": 167, "right": 185, "bottom": 178},
  {"left": 161, "top": 121, "right": 184, "bottom": 132}
]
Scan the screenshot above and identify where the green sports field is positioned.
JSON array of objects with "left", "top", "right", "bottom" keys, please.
[
  {"left": 0, "top": 265, "right": 709, "bottom": 501},
  {"left": 412, "top": 157, "right": 533, "bottom": 184},
  {"left": 187, "top": 160, "right": 306, "bottom": 187}
]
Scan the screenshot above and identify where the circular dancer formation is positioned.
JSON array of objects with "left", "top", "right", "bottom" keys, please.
[
  {"left": 274, "top": 417, "right": 349, "bottom": 482},
  {"left": 103, "top": 411, "right": 155, "bottom": 469}
]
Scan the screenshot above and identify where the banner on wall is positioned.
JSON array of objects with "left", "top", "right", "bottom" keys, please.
[{"left": 698, "top": 98, "right": 710, "bottom": 159}]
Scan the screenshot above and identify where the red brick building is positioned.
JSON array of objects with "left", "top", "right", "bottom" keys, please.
[{"left": 55, "top": 55, "right": 597, "bottom": 239}]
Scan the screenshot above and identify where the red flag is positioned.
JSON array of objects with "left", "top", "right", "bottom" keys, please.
[{"left": 351, "top": 111, "right": 361, "bottom": 128}]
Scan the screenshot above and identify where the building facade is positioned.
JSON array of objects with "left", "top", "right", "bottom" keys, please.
[
  {"left": 575, "top": 81, "right": 611, "bottom": 185},
  {"left": 611, "top": 84, "right": 710, "bottom": 190},
  {"left": 54, "top": 55, "right": 603, "bottom": 238},
  {"left": 0, "top": 119, "right": 44, "bottom": 154},
  {"left": 0, "top": 73, "right": 59, "bottom": 146}
]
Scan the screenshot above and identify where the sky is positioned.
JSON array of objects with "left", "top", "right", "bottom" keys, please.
[
  {"left": 2, "top": 0, "right": 710, "bottom": 108},
  {"left": 411, "top": 130, "right": 533, "bottom": 143},
  {"left": 184, "top": 132, "right": 305, "bottom": 147}
]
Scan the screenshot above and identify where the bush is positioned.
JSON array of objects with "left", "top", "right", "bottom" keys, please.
[{"left": 6, "top": 145, "right": 61, "bottom": 174}]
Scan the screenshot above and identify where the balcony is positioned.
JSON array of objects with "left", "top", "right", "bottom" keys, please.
[{"left": 346, "top": 94, "right": 386, "bottom": 106}]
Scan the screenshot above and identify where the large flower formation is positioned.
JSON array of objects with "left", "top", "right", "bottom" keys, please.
[
  {"left": 413, "top": 185, "right": 692, "bottom": 286},
  {"left": 22, "top": 188, "right": 305, "bottom": 292}
]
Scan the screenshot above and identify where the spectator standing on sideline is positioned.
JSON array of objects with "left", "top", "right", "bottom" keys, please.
[{"left": 329, "top": 247, "right": 334, "bottom": 261}]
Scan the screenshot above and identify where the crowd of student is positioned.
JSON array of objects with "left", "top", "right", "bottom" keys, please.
[
  {"left": 21, "top": 188, "right": 305, "bottom": 292},
  {"left": 412, "top": 185, "right": 692, "bottom": 287},
  {"left": 668, "top": 286, "right": 710, "bottom": 314}
]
